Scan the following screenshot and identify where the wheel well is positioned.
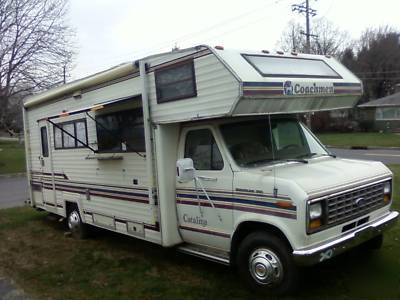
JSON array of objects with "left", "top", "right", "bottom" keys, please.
[
  {"left": 65, "top": 201, "right": 78, "bottom": 216},
  {"left": 230, "top": 221, "right": 292, "bottom": 266}
]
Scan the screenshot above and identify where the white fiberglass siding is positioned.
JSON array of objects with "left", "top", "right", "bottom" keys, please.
[
  {"left": 25, "top": 76, "right": 155, "bottom": 225},
  {"left": 149, "top": 52, "right": 240, "bottom": 123}
]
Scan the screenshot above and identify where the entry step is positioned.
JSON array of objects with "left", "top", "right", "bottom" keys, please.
[{"left": 177, "top": 243, "right": 230, "bottom": 265}]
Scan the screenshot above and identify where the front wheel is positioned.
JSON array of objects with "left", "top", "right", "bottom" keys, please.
[{"left": 236, "top": 231, "right": 299, "bottom": 295}]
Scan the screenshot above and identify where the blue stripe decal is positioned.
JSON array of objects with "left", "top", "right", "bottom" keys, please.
[
  {"left": 243, "top": 81, "right": 283, "bottom": 87},
  {"left": 176, "top": 193, "right": 296, "bottom": 211},
  {"left": 333, "top": 82, "right": 361, "bottom": 87}
]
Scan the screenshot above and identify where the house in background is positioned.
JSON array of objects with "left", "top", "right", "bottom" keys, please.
[{"left": 358, "top": 84, "right": 400, "bottom": 132}]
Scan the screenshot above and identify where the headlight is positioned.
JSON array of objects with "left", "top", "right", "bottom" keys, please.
[
  {"left": 309, "top": 202, "right": 322, "bottom": 220},
  {"left": 383, "top": 181, "right": 392, "bottom": 204}
]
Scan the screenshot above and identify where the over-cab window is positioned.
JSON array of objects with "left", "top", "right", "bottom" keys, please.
[
  {"left": 242, "top": 54, "right": 341, "bottom": 79},
  {"left": 54, "top": 119, "right": 87, "bottom": 149},
  {"left": 184, "top": 129, "right": 223, "bottom": 170},
  {"left": 96, "top": 108, "right": 145, "bottom": 153},
  {"left": 155, "top": 60, "right": 197, "bottom": 103}
]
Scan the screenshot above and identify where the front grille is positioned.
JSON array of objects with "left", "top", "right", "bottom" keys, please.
[{"left": 326, "top": 182, "right": 385, "bottom": 225}]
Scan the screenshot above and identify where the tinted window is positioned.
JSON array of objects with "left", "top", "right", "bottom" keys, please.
[
  {"left": 96, "top": 108, "right": 145, "bottom": 152},
  {"left": 243, "top": 54, "right": 341, "bottom": 78},
  {"left": 221, "top": 118, "right": 311, "bottom": 167},
  {"left": 155, "top": 60, "right": 197, "bottom": 103},
  {"left": 54, "top": 119, "right": 87, "bottom": 149},
  {"left": 40, "top": 126, "right": 49, "bottom": 157},
  {"left": 184, "top": 129, "right": 223, "bottom": 170}
]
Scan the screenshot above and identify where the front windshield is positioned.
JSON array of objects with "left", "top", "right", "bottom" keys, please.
[{"left": 220, "top": 117, "right": 328, "bottom": 168}]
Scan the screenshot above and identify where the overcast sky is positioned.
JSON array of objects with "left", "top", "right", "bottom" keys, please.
[{"left": 68, "top": 0, "right": 400, "bottom": 79}]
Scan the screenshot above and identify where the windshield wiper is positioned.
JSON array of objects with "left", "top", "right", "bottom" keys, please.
[{"left": 296, "top": 153, "right": 317, "bottom": 159}]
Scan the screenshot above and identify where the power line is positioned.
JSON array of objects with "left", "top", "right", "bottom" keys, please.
[
  {"left": 74, "top": 0, "right": 286, "bottom": 68},
  {"left": 199, "top": 0, "right": 290, "bottom": 45}
]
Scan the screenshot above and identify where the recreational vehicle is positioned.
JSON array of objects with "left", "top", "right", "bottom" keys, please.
[{"left": 23, "top": 45, "right": 398, "bottom": 294}]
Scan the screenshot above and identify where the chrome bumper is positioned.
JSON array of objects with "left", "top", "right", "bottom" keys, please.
[{"left": 293, "top": 211, "right": 399, "bottom": 266}]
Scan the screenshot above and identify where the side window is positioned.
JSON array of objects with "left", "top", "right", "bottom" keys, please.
[
  {"left": 184, "top": 129, "right": 223, "bottom": 171},
  {"left": 96, "top": 108, "right": 145, "bottom": 152},
  {"left": 40, "top": 126, "right": 49, "bottom": 157},
  {"left": 155, "top": 60, "right": 197, "bottom": 103},
  {"left": 54, "top": 119, "right": 88, "bottom": 150}
]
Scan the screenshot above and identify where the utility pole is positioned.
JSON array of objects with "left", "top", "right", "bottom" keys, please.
[
  {"left": 292, "top": 0, "right": 317, "bottom": 129},
  {"left": 292, "top": 0, "right": 317, "bottom": 53}
]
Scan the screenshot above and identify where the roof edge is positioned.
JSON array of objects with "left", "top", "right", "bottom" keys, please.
[{"left": 24, "top": 62, "right": 137, "bottom": 109}]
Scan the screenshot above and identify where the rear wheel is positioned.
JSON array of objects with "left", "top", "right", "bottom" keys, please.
[
  {"left": 67, "top": 206, "right": 89, "bottom": 239},
  {"left": 236, "top": 231, "right": 299, "bottom": 295}
]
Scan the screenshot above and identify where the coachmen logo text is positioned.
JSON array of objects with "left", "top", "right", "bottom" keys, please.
[{"left": 283, "top": 81, "right": 334, "bottom": 95}]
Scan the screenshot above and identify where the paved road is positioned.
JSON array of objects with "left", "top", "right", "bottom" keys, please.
[
  {"left": 329, "top": 148, "right": 400, "bottom": 165},
  {"left": 0, "top": 176, "right": 28, "bottom": 209}
]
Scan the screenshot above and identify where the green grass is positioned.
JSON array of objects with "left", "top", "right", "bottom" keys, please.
[
  {"left": 317, "top": 132, "right": 400, "bottom": 148},
  {"left": 0, "top": 140, "right": 25, "bottom": 174},
  {"left": 0, "top": 166, "right": 399, "bottom": 299}
]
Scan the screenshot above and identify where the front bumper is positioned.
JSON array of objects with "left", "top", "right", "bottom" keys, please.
[{"left": 293, "top": 211, "right": 399, "bottom": 265}]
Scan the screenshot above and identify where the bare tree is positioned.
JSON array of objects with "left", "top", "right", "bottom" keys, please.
[
  {"left": 0, "top": 0, "right": 75, "bottom": 130},
  {"left": 277, "top": 18, "right": 352, "bottom": 57},
  {"left": 341, "top": 26, "right": 400, "bottom": 102}
]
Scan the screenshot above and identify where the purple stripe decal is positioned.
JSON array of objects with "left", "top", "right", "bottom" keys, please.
[
  {"left": 333, "top": 89, "right": 362, "bottom": 94},
  {"left": 176, "top": 199, "right": 296, "bottom": 220},
  {"left": 179, "top": 225, "right": 230, "bottom": 238},
  {"left": 243, "top": 89, "right": 283, "bottom": 96},
  {"left": 36, "top": 181, "right": 150, "bottom": 204},
  {"left": 178, "top": 188, "right": 290, "bottom": 200}
]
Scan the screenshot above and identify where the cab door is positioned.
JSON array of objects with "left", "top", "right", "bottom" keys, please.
[
  {"left": 38, "top": 122, "right": 56, "bottom": 208},
  {"left": 176, "top": 126, "right": 233, "bottom": 250}
]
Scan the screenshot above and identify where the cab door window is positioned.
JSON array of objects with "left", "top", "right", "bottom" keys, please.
[{"left": 184, "top": 129, "right": 223, "bottom": 170}]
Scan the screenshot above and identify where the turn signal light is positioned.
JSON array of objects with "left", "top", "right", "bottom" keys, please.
[
  {"left": 384, "top": 194, "right": 391, "bottom": 203},
  {"left": 309, "top": 219, "right": 322, "bottom": 229}
]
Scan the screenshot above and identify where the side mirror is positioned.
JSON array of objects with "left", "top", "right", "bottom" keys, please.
[{"left": 177, "top": 158, "right": 195, "bottom": 183}]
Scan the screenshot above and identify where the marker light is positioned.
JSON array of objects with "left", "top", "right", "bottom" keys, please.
[
  {"left": 383, "top": 181, "right": 392, "bottom": 203},
  {"left": 215, "top": 45, "right": 224, "bottom": 50}
]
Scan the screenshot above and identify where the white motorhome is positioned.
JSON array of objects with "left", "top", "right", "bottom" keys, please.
[{"left": 23, "top": 45, "right": 398, "bottom": 294}]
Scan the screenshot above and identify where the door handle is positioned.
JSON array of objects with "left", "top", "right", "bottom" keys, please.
[{"left": 197, "top": 176, "right": 217, "bottom": 182}]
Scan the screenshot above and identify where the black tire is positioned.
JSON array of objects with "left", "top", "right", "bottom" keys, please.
[
  {"left": 67, "top": 205, "right": 89, "bottom": 239},
  {"left": 363, "top": 234, "right": 384, "bottom": 250},
  {"left": 236, "top": 231, "right": 299, "bottom": 296}
]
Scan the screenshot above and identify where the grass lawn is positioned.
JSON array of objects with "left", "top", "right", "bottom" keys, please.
[
  {"left": 0, "top": 140, "right": 26, "bottom": 174},
  {"left": 0, "top": 167, "right": 399, "bottom": 300},
  {"left": 317, "top": 132, "right": 400, "bottom": 148}
]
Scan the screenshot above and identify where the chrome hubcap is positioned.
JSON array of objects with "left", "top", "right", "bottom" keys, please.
[
  {"left": 68, "top": 211, "right": 81, "bottom": 232},
  {"left": 249, "top": 248, "right": 283, "bottom": 285}
]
